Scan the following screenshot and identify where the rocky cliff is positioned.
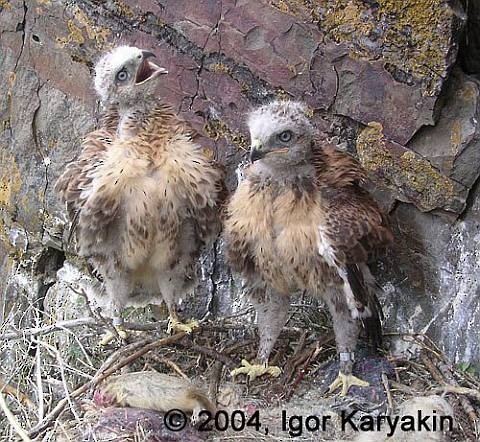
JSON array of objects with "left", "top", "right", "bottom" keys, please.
[{"left": 1, "top": 0, "right": 479, "bottom": 419}]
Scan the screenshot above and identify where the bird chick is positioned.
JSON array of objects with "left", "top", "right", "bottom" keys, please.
[
  {"left": 55, "top": 46, "right": 225, "bottom": 343},
  {"left": 225, "top": 100, "right": 392, "bottom": 394},
  {"left": 94, "top": 371, "right": 216, "bottom": 423}
]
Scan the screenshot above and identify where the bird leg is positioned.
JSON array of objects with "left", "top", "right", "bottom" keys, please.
[
  {"left": 327, "top": 352, "right": 369, "bottom": 396},
  {"left": 231, "top": 359, "right": 281, "bottom": 381},
  {"left": 98, "top": 277, "right": 132, "bottom": 346},
  {"left": 99, "top": 316, "right": 128, "bottom": 346},
  {"left": 166, "top": 306, "right": 198, "bottom": 334},
  {"left": 231, "top": 289, "right": 289, "bottom": 382},
  {"left": 324, "top": 290, "right": 369, "bottom": 396}
]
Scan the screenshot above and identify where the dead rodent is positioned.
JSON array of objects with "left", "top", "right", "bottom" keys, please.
[{"left": 94, "top": 371, "right": 216, "bottom": 421}]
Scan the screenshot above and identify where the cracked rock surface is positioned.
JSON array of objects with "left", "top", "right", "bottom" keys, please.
[{"left": 1, "top": 0, "right": 480, "bottom": 383}]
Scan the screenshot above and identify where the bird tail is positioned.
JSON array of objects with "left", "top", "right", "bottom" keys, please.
[{"left": 346, "top": 264, "right": 383, "bottom": 348}]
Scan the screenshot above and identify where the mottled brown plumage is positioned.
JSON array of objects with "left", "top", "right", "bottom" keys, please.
[
  {"left": 225, "top": 101, "right": 392, "bottom": 393},
  {"left": 56, "top": 46, "right": 224, "bottom": 338}
]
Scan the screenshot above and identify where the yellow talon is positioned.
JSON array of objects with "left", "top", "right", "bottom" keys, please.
[
  {"left": 167, "top": 317, "right": 199, "bottom": 334},
  {"left": 327, "top": 371, "right": 369, "bottom": 396},
  {"left": 230, "top": 359, "right": 281, "bottom": 382},
  {"left": 99, "top": 325, "right": 128, "bottom": 346}
]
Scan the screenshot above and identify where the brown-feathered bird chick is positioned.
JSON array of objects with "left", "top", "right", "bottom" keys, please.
[
  {"left": 55, "top": 46, "right": 225, "bottom": 343},
  {"left": 225, "top": 100, "right": 392, "bottom": 394},
  {"left": 94, "top": 372, "right": 216, "bottom": 423}
]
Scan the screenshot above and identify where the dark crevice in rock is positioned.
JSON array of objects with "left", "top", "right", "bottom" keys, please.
[
  {"left": 458, "top": 173, "right": 480, "bottom": 221},
  {"left": 458, "top": 0, "right": 480, "bottom": 75},
  {"left": 13, "top": 0, "right": 28, "bottom": 71},
  {"left": 27, "top": 247, "right": 66, "bottom": 356}
]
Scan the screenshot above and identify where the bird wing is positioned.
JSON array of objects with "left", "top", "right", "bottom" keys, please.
[
  {"left": 161, "top": 130, "right": 227, "bottom": 247},
  {"left": 55, "top": 107, "right": 119, "bottom": 247},
  {"left": 319, "top": 185, "right": 393, "bottom": 265},
  {"left": 190, "top": 161, "right": 227, "bottom": 246},
  {"left": 315, "top": 145, "right": 393, "bottom": 346}
]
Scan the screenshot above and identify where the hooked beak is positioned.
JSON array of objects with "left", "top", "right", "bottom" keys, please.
[
  {"left": 249, "top": 138, "right": 265, "bottom": 163},
  {"left": 141, "top": 50, "right": 156, "bottom": 60},
  {"left": 135, "top": 51, "right": 168, "bottom": 84}
]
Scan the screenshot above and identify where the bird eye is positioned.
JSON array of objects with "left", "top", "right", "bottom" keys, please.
[
  {"left": 116, "top": 69, "right": 129, "bottom": 82},
  {"left": 278, "top": 130, "right": 293, "bottom": 143}
]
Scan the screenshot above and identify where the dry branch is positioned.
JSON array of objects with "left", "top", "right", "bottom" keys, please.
[
  {"left": 0, "top": 392, "right": 32, "bottom": 442},
  {"left": 28, "top": 331, "right": 188, "bottom": 438}
]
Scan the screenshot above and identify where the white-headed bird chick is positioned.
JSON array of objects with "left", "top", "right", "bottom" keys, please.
[
  {"left": 56, "top": 46, "right": 225, "bottom": 343},
  {"left": 225, "top": 101, "right": 392, "bottom": 394}
]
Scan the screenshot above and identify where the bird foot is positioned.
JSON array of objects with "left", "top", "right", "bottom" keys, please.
[
  {"left": 99, "top": 325, "right": 128, "bottom": 346},
  {"left": 327, "top": 371, "right": 369, "bottom": 396},
  {"left": 230, "top": 359, "right": 281, "bottom": 382},
  {"left": 167, "top": 317, "right": 198, "bottom": 334}
]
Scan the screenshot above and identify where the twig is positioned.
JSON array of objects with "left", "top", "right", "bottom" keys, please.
[
  {"left": 389, "top": 380, "right": 419, "bottom": 396},
  {"left": 33, "top": 339, "right": 82, "bottom": 425},
  {"left": 431, "top": 385, "right": 480, "bottom": 401},
  {"left": 284, "top": 345, "right": 321, "bottom": 401},
  {"left": 148, "top": 354, "right": 189, "bottom": 380},
  {"left": 28, "top": 331, "right": 188, "bottom": 438},
  {"left": 176, "top": 342, "right": 236, "bottom": 368},
  {"left": 0, "top": 392, "right": 32, "bottom": 442},
  {"left": 0, "top": 318, "right": 98, "bottom": 340},
  {"left": 382, "top": 373, "right": 394, "bottom": 414},
  {"left": 35, "top": 343, "right": 45, "bottom": 422},
  {"left": 422, "top": 352, "right": 479, "bottom": 437},
  {"left": 209, "top": 361, "right": 223, "bottom": 403}
]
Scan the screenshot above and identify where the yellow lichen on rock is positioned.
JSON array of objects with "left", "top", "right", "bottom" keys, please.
[
  {"left": 57, "top": 5, "right": 110, "bottom": 48},
  {"left": 204, "top": 119, "right": 249, "bottom": 151},
  {"left": 73, "top": 8, "right": 110, "bottom": 46},
  {"left": 320, "top": 0, "right": 456, "bottom": 95},
  {"left": 0, "top": 151, "right": 22, "bottom": 210},
  {"left": 209, "top": 63, "right": 232, "bottom": 75},
  {"left": 269, "top": 0, "right": 320, "bottom": 21},
  {"left": 357, "top": 122, "right": 457, "bottom": 211},
  {"left": 113, "top": 0, "right": 134, "bottom": 19},
  {"left": 399, "top": 150, "right": 455, "bottom": 200},
  {"left": 356, "top": 122, "right": 391, "bottom": 172},
  {"left": 377, "top": 0, "right": 451, "bottom": 94},
  {"left": 322, "top": 1, "right": 374, "bottom": 45}
]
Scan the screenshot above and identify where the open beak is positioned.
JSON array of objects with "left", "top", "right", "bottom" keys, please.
[{"left": 135, "top": 51, "right": 168, "bottom": 84}]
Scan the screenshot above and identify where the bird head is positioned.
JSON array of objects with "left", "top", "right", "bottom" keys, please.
[
  {"left": 94, "top": 46, "right": 168, "bottom": 105},
  {"left": 247, "top": 100, "right": 315, "bottom": 168}
]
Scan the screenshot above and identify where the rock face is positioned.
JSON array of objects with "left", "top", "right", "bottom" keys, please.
[{"left": 1, "top": 0, "right": 479, "bottom": 384}]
